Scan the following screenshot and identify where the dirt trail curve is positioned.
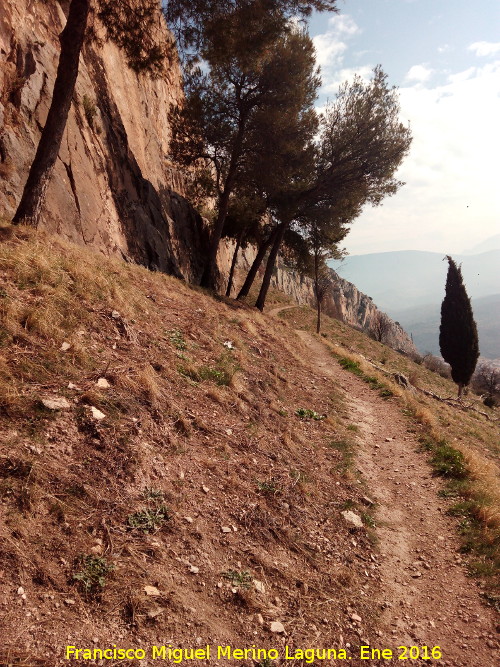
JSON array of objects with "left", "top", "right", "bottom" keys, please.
[{"left": 270, "top": 307, "right": 499, "bottom": 666}]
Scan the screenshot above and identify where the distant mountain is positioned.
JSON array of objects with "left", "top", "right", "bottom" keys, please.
[
  {"left": 462, "top": 234, "right": 500, "bottom": 255},
  {"left": 330, "top": 250, "right": 500, "bottom": 312},
  {"left": 329, "top": 250, "right": 500, "bottom": 359},
  {"left": 391, "top": 294, "right": 500, "bottom": 360}
]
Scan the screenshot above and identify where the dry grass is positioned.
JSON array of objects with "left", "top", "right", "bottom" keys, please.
[{"left": 0, "top": 226, "right": 387, "bottom": 660}]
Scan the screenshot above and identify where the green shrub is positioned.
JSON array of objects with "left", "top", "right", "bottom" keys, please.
[
  {"left": 168, "top": 329, "right": 186, "bottom": 350},
  {"left": 431, "top": 444, "right": 467, "bottom": 479},
  {"left": 338, "top": 357, "right": 363, "bottom": 376},
  {"left": 180, "top": 353, "right": 239, "bottom": 386},
  {"left": 379, "top": 388, "right": 394, "bottom": 398},
  {"left": 198, "top": 365, "right": 231, "bottom": 385},
  {"left": 256, "top": 478, "right": 279, "bottom": 495},
  {"left": 222, "top": 569, "right": 252, "bottom": 589},
  {"left": 73, "top": 555, "right": 114, "bottom": 595},
  {"left": 295, "top": 408, "right": 325, "bottom": 420},
  {"left": 127, "top": 505, "right": 170, "bottom": 533}
]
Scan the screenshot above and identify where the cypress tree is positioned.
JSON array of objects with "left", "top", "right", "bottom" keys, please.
[{"left": 439, "top": 256, "right": 479, "bottom": 397}]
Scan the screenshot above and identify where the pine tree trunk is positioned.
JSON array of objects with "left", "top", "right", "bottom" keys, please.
[
  {"left": 200, "top": 120, "right": 246, "bottom": 290},
  {"left": 225, "top": 229, "right": 244, "bottom": 297},
  {"left": 236, "top": 226, "right": 278, "bottom": 300},
  {"left": 199, "top": 186, "right": 232, "bottom": 290},
  {"left": 13, "top": 0, "right": 90, "bottom": 227},
  {"left": 314, "top": 250, "right": 321, "bottom": 334},
  {"left": 255, "top": 222, "right": 287, "bottom": 311}
]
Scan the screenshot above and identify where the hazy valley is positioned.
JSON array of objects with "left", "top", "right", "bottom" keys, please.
[{"left": 331, "top": 246, "right": 500, "bottom": 360}]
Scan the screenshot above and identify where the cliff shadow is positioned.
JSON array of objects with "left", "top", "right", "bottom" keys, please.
[{"left": 83, "top": 45, "right": 207, "bottom": 281}]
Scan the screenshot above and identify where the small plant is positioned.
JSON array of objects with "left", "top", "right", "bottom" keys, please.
[
  {"left": 338, "top": 357, "right": 363, "bottom": 376},
  {"left": 142, "top": 486, "right": 165, "bottom": 502},
  {"left": 340, "top": 499, "right": 356, "bottom": 511},
  {"left": 82, "top": 94, "right": 97, "bottom": 129},
  {"left": 347, "top": 423, "right": 359, "bottom": 432},
  {"left": 256, "top": 478, "right": 279, "bottom": 495},
  {"left": 73, "top": 555, "right": 114, "bottom": 595},
  {"left": 295, "top": 408, "right": 325, "bottom": 420},
  {"left": 430, "top": 444, "right": 467, "bottom": 479},
  {"left": 290, "top": 468, "right": 309, "bottom": 484},
  {"left": 447, "top": 500, "right": 477, "bottom": 517},
  {"left": 198, "top": 366, "right": 231, "bottom": 385},
  {"left": 328, "top": 439, "right": 355, "bottom": 475},
  {"left": 168, "top": 329, "right": 186, "bottom": 350},
  {"left": 201, "top": 353, "right": 239, "bottom": 386},
  {"left": 180, "top": 353, "right": 239, "bottom": 386},
  {"left": 222, "top": 569, "right": 252, "bottom": 589},
  {"left": 364, "top": 375, "right": 384, "bottom": 390},
  {"left": 127, "top": 505, "right": 170, "bottom": 533},
  {"left": 361, "top": 511, "right": 377, "bottom": 528},
  {"left": 379, "top": 388, "right": 394, "bottom": 398}
]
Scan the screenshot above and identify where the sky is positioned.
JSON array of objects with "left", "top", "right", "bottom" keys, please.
[{"left": 308, "top": 0, "right": 500, "bottom": 256}]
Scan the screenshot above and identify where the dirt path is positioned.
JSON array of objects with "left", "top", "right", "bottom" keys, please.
[{"left": 287, "top": 324, "right": 499, "bottom": 666}]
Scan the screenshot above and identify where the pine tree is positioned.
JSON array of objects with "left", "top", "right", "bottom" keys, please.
[
  {"left": 253, "top": 66, "right": 412, "bottom": 311},
  {"left": 165, "top": 1, "right": 338, "bottom": 57},
  {"left": 170, "top": 18, "right": 320, "bottom": 291},
  {"left": 439, "top": 256, "right": 479, "bottom": 397}
]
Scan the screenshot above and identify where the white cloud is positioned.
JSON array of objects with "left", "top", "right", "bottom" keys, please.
[
  {"left": 313, "top": 33, "right": 348, "bottom": 68},
  {"left": 313, "top": 14, "right": 363, "bottom": 91},
  {"left": 468, "top": 41, "right": 500, "bottom": 57},
  {"left": 343, "top": 61, "right": 500, "bottom": 255},
  {"left": 328, "top": 14, "right": 360, "bottom": 37},
  {"left": 437, "top": 44, "right": 451, "bottom": 54},
  {"left": 447, "top": 66, "right": 476, "bottom": 84},
  {"left": 404, "top": 64, "right": 434, "bottom": 83}
]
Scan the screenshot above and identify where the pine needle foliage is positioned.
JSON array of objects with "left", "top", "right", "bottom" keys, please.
[
  {"left": 439, "top": 256, "right": 479, "bottom": 396},
  {"left": 169, "top": 14, "right": 321, "bottom": 290},
  {"left": 164, "top": 0, "right": 339, "bottom": 55}
]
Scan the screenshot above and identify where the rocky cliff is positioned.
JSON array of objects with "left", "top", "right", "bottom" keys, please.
[
  {"left": 0, "top": 1, "right": 416, "bottom": 355},
  {"left": 219, "top": 241, "right": 419, "bottom": 356},
  {"left": 0, "top": 0, "right": 207, "bottom": 281}
]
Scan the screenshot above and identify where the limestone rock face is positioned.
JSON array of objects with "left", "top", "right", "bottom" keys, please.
[
  {"left": 219, "top": 240, "right": 418, "bottom": 356},
  {"left": 0, "top": 0, "right": 207, "bottom": 281}
]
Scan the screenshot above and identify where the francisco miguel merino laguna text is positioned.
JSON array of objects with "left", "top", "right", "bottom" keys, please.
[
  {"left": 66, "top": 644, "right": 443, "bottom": 662},
  {"left": 65, "top": 645, "right": 349, "bottom": 662}
]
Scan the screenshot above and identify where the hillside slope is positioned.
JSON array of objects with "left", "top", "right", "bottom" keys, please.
[{"left": 0, "top": 228, "right": 499, "bottom": 666}]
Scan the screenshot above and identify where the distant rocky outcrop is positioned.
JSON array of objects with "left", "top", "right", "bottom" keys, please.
[{"left": 219, "top": 242, "right": 419, "bottom": 356}]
